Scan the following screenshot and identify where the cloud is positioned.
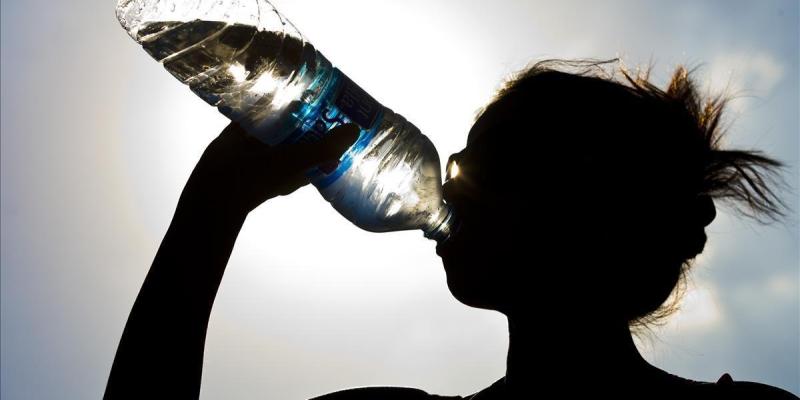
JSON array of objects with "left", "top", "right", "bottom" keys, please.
[
  {"left": 704, "top": 51, "right": 786, "bottom": 113},
  {"left": 765, "top": 270, "right": 799, "bottom": 302},
  {"left": 671, "top": 281, "right": 725, "bottom": 332}
]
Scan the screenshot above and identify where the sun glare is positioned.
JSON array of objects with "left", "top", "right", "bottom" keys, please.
[
  {"left": 227, "top": 63, "right": 248, "bottom": 83},
  {"left": 447, "top": 160, "right": 460, "bottom": 180},
  {"left": 249, "top": 68, "right": 279, "bottom": 94}
]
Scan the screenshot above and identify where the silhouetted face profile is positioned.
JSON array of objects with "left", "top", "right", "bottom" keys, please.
[{"left": 437, "top": 66, "right": 722, "bottom": 325}]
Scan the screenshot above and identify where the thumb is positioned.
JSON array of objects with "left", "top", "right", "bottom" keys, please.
[
  {"left": 319, "top": 123, "right": 361, "bottom": 161},
  {"left": 284, "top": 123, "right": 361, "bottom": 172}
]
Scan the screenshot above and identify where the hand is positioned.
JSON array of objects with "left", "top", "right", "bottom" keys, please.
[{"left": 179, "top": 122, "right": 360, "bottom": 216}]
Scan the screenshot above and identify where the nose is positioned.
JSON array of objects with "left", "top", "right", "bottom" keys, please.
[{"left": 697, "top": 195, "right": 716, "bottom": 227}]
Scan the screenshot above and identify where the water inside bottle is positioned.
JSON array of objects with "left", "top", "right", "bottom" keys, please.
[
  {"left": 135, "top": 19, "right": 321, "bottom": 133},
  {"left": 133, "top": 19, "right": 455, "bottom": 239}
]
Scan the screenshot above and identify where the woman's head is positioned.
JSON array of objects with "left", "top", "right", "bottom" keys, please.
[{"left": 437, "top": 60, "right": 786, "bottom": 327}]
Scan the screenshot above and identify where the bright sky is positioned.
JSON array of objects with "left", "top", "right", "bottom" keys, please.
[{"left": 1, "top": 0, "right": 798, "bottom": 398}]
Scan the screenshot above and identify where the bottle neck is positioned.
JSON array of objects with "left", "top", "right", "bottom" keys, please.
[{"left": 423, "top": 204, "right": 458, "bottom": 242}]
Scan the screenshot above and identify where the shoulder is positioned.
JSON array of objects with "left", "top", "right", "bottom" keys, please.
[
  {"left": 712, "top": 374, "right": 799, "bottom": 400},
  {"left": 309, "top": 387, "right": 463, "bottom": 400},
  {"left": 670, "top": 373, "right": 799, "bottom": 400}
]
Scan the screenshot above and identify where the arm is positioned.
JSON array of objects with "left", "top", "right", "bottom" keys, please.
[{"left": 104, "top": 122, "right": 359, "bottom": 399}]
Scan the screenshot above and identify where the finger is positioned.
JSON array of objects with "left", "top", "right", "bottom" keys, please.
[
  {"left": 210, "top": 122, "right": 245, "bottom": 151},
  {"left": 279, "top": 123, "right": 361, "bottom": 173},
  {"left": 219, "top": 121, "right": 245, "bottom": 138},
  {"left": 319, "top": 160, "right": 340, "bottom": 174},
  {"left": 250, "top": 170, "right": 311, "bottom": 205},
  {"left": 275, "top": 171, "right": 312, "bottom": 196},
  {"left": 218, "top": 122, "right": 272, "bottom": 150}
]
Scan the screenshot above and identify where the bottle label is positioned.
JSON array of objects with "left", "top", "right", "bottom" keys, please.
[
  {"left": 282, "top": 69, "right": 384, "bottom": 189},
  {"left": 333, "top": 73, "right": 381, "bottom": 130}
]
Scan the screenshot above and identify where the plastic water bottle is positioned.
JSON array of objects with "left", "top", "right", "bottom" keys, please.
[{"left": 116, "top": 0, "right": 457, "bottom": 241}]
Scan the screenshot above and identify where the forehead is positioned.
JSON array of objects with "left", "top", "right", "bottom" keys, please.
[
  {"left": 467, "top": 94, "right": 525, "bottom": 146},
  {"left": 449, "top": 106, "right": 515, "bottom": 189},
  {"left": 466, "top": 112, "right": 490, "bottom": 146},
  {"left": 467, "top": 101, "right": 509, "bottom": 146}
]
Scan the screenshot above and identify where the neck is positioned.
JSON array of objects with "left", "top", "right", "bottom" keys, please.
[{"left": 504, "top": 314, "right": 654, "bottom": 393}]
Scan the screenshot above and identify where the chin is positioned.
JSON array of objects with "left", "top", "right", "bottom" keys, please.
[{"left": 442, "top": 259, "right": 505, "bottom": 311}]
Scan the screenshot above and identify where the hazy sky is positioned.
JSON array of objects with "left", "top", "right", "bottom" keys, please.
[{"left": 1, "top": 0, "right": 798, "bottom": 398}]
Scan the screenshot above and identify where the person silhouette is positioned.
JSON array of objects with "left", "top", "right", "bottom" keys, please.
[{"left": 104, "top": 60, "right": 797, "bottom": 399}]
